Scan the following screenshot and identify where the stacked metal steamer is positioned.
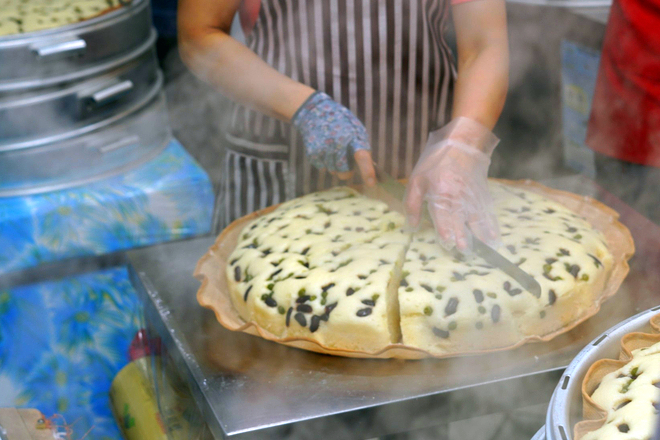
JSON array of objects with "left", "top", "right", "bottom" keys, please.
[{"left": 0, "top": 0, "right": 170, "bottom": 196}]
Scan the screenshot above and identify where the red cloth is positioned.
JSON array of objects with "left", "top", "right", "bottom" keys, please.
[
  {"left": 586, "top": 0, "right": 660, "bottom": 167},
  {"left": 239, "top": 0, "right": 262, "bottom": 36}
]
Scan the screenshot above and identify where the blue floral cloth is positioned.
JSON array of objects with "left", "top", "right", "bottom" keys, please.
[
  {"left": 0, "top": 266, "right": 141, "bottom": 440},
  {"left": 0, "top": 139, "right": 214, "bottom": 276},
  {"left": 292, "top": 91, "right": 370, "bottom": 172}
]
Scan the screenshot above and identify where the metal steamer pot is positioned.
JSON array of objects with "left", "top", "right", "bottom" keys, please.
[
  {"left": 0, "top": 31, "right": 158, "bottom": 145},
  {"left": 534, "top": 306, "right": 660, "bottom": 440},
  {"left": 0, "top": 81, "right": 171, "bottom": 197},
  {"left": 0, "top": 0, "right": 152, "bottom": 91}
]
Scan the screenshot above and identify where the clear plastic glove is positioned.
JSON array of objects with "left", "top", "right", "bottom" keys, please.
[
  {"left": 292, "top": 91, "right": 371, "bottom": 175},
  {"left": 404, "top": 117, "right": 501, "bottom": 252}
]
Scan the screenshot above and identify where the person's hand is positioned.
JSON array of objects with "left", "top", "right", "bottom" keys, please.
[
  {"left": 292, "top": 91, "right": 376, "bottom": 186},
  {"left": 405, "top": 117, "right": 501, "bottom": 252}
]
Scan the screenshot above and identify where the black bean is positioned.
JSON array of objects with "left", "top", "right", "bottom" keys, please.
[
  {"left": 548, "top": 289, "right": 557, "bottom": 305},
  {"left": 358, "top": 275, "right": 367, "bottom": 280},
  {"left": 545, "top": 258, "right": 557, "bottom": 265},
  {"left": 325, "top": 302, "right": 338, "bottom": 314},
  {"left": 508, "top": 288, "right": 522, "bottom": 297},
  {"left": 321, "top": 283, "right": 335, "bottom": 292},
  {"left": 543, "top": 273, "right": 561, "bottom": 282},
  {"left": 262, "top": 249, "right": 272, "bottom": 256},
  {"left": 475, "top": 322, "right": 484, "bottom": 330},
  {"left": 310, "top": 315, "right": 321, "bottom": 333},
  {"left": 617, "top": 424, "right": 629, "bottom": 433},
  {"left": 654, "top": 401, "right": 660, "bottom": 411},
  {"left": 356, "top": 308, "right": 372, "bottom": 317},
  {"left": 294, "top": 312, "right": 307, "bottom": 327},
  {"left": 420, "top": 284, "right": 433, "bottom": 293},
  {"left": 297, "top": 304, "right": 313, "bottom": 313},
  {"left": 234, "top": 266, "right": 241, "bottom": 282},
  {"left": 243, "top": 285, "right": 252, "bottom": 301},
  {"left": 654, "top": 382, "right": 660, "bottom": 388},
  {"left": 319, "top": 313, "right": 329, "bottom": 322},
  {"left": 297, "top": 295, "right": 311, "bottom": 304},
  {"left": 588, "top": 253, "right": 602, "bottom": 268},
  {"left": 503, "top": 281, "right": 511, "bottom": 291},
  {"left": 506, "top": 245, "right": 516, "bottom": 255},
  {"left": 559, "top": 248, "right": 570, "bottom": 256},
  {"left": 432, "top": 327, "right": 450, "bottom": 339},
  {"left": 379, "top": 259, "right": 389, "bottom": 265},
  {"left": 346, "top": 288, "right": 355, "bottom": 296},
  {"left": 473, "top": 289, "right": 484, "bottom": 303},
  {"left": 301, "top": 247, "right": 310, "bottom": 255},
  {"left": 269, "top": 268, "right": 283, "bottom": 279},
  {"left": 544, "top": 208, "right": 555, "bottom": 214},
  {"left": 356, "top": 227, "right": 364, "bottom": 232},
  {"left": 491, "top": 305, "right": 501, "bottom": 323},
  {"left": 615, "top": 400, "right": 631, "bottom": 410},
  {"left": 445, "top": 297, "right": 459, "bottom": 316},
  {"left": 568, "top": 264, "right": 580, "bottom": 278},
  {"left": 451, "top": 271, "right": 465, "bottom": 281},
  {"left": 400, "top": 278, "right": 409, "bottom": 287},
  {"left": 264, "top": 297, "right": 277, "bottom": 307},
  {"left": 230, "top": 258, "right": 238, "bottom": 265},
  {"left": 286, "top": 307, "right": 293, "bottom": 326},
  {"left": 361, "top": 300, "right": 376, "bottom": 306}
]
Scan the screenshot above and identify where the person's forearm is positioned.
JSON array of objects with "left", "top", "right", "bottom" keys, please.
[
  {"left": 179, "top": 30, "right": 315, "bottom": 122},
  {"left": 451, "top": 44, "right": 509, "bottom": 131}
]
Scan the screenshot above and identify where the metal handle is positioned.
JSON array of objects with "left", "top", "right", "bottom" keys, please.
[
  {"left": 77, "top": 79, "right": 134, "bottom": 116},
  {"left": 91, "top": 80, "right": 134, "bottom": 105},
  {"left": 31, "top": 38, "right": 87, "bottom": 60},
  {"left": 97, "top": 135, "right": 140, "bottom": 154}
]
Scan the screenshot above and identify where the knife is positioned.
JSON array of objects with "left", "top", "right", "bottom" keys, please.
[{"left": 370, "top": 163, "right": 542, "bottom": 298}]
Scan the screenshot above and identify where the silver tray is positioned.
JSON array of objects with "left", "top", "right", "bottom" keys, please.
[
  {"left": 0, "top": 34, "right": 158, "bottom": 145},
  {"left": 0, "top": 85, "right": 171, "bottom": 197},
  {"left": 0, "top": 0, "right": 152, "bottom": 91},
  {"left": 542, "top": 306, "right": 660, "bottom": 440}
]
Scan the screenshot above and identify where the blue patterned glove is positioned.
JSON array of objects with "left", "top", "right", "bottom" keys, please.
[{"left": 291, "top": 91, "right": 370, "bottom": 172}]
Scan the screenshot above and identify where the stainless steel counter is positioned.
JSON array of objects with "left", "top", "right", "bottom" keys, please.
[{"left": 127, "top": 175, "right": 660, "bottom": 439}]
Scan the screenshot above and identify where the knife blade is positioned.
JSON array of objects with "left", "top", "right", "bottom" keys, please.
[{"left": 370, "top": 163, "right": 542, "bottom": 298}]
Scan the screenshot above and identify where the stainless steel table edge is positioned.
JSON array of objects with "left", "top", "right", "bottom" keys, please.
[{"left": 129, "top": 265, "right": 228, "bottom": 439}]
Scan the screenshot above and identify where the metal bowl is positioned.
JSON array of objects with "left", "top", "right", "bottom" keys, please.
[
  {"left": 0, "top": 82, "right": 171, "bottom": 197},
  {"left": 0, "top": 0, "right": 152, "bottom": 91},
  {"left": 538, "top": 306, "right": 660, "bottom": 440},
  {"left": 0, "top": 32, "right": 158, "bottom": 145}
]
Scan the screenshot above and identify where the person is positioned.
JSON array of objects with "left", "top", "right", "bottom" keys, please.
[
  {"left": 178, "top": 0, "right": 509, "bottom": 250},
  {"left": 586, "top": 0, "right": 660, "bottom": 221}
]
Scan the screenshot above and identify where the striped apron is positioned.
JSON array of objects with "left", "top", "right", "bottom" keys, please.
[{"left": 219, "top": 0, "right": 456, "bottom": 228}]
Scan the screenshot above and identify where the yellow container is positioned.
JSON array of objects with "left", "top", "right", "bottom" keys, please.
[{"left": 109, "top": 358, "right": 169, "bottom": 440}]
